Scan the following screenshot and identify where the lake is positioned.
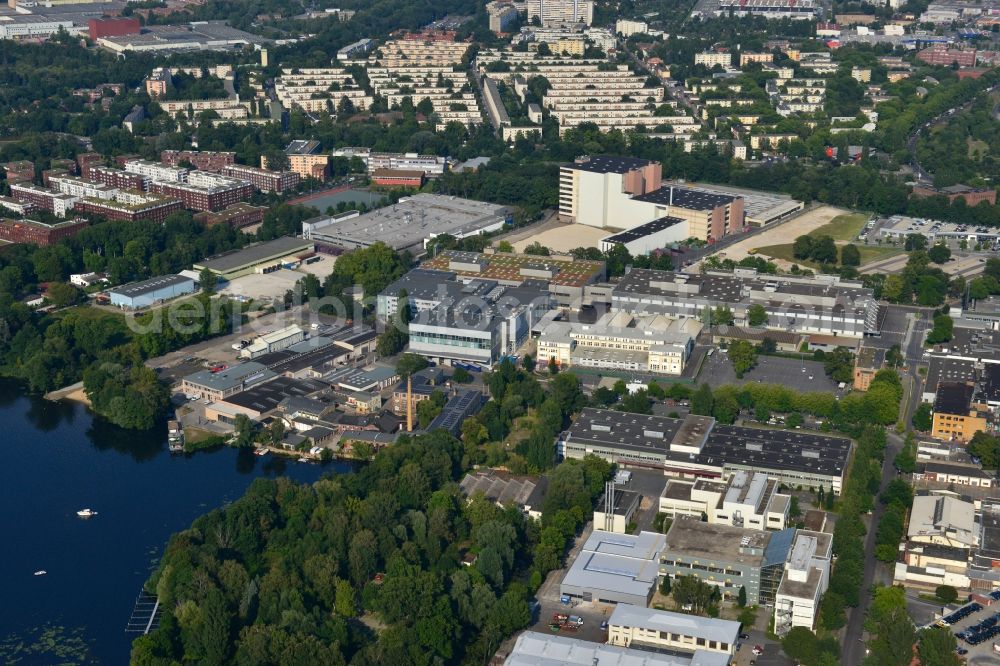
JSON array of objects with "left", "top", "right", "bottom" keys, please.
[{"left": 0, "top": 379, "right": 354, "bottom": 664}]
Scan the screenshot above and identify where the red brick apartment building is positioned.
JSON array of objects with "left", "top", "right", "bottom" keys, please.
[
  {"left": 76, "top": 152, "right": 104, "bottom": 176},
  {"left": 0, "top": 218, "right": 87, "bottom": 245},
  {"left": 912, "top": 184, "right": 997, "bottom": 206},
  {"left": 150, "top": 180, "right": 254, "bottom": 212},
  {"left": 220, "top": 164, "right": 300, "bottom": 193},
  {"left": 74, "top": 194, "right": 182, "bottom": 223},
  {"left": 193, "top": 203, "right": 266, "bottom": 228},
  {"left": 86, "top": 165, "right": 149, "bottom": 191},
  {"left": 372, "top": 168, "right": 425, "bottom": 188},
  {"left": 1, "top": 160, "right": 35, "bottom": 184},
  {"left": 917, "top": 46, "right": 977, "bottom": 67},
  {"left": 161, "top": 150, "right": 236, "bottom": 173}
]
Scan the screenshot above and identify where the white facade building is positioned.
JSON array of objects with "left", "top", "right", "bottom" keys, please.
[{"left": 774, "top": 530, "right": 833, "bottom": 635}]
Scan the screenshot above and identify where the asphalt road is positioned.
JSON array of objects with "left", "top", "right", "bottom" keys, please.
[{"left": 841, "top": 307, "right": 928, "bottom": 665}]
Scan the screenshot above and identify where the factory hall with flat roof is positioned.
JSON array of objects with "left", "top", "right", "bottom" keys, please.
[{"left": 559, "top": 408, "right": 853, "bottom": 494}]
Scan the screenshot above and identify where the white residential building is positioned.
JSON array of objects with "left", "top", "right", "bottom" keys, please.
[
  {"left": 526, "top": 0, "right": 594, "bottom": 26},
  {"left": 616, "top": 19, "right": 649, "bottom": 36},
  {"left": 695, "top": 52, "right": 733, "bottom": 68},
  {"left": 774, "top": 530, "right": 833, "bottom": 635},
  {"left": 124, "top": 159, "right": 188, "bottom": 184}
]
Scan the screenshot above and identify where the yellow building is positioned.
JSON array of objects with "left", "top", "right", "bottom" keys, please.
[
  {"left": 853, "top": 345, "right": 886, "bottom": 392},
  {"left": 930, "top": 382, "right": 988, "bottom": 442}
]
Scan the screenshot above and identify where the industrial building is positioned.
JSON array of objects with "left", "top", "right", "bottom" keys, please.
[
  {"left": 240, "top": 325, "right": 307, "bottom": 359},
  {"left": 559, "top": 156, "right": 745, "bottom": 242},
  {"left": 302, "top": 194, "right": 511, "bottom": 253},
  {"left": 88, "top": 17, "right": 141, "bottom": 40},
  {"left": 559, "top": 409, "right": 853, "bottom": 494},
  {"left": 107, "top": 274, "right": 196, "bottom": 310},
  {"left": 611, "top": 268, "right": 879, "bottom": 337},
  {"left": 417, "top": 250, "right": 605, "bottom": 305},
  {"left": 426, "top": 389, "right": 487, "bottom": 436},
  {"left": 96, "top": 23, "right": 269, "bottom": 54},
  {"left": 659, "top": 471, "right": 791, "bottom": 531},
  {"left": 659, "top": 517, "right": 796, "bottom": 606},
  {"left": 535, "top": 311, "right": 701, "bottom": 375},
  {"left": 193, "top": 237, "right": 315, "bottom": 280},
  {"left": 180, "top": 361, "right": 276, "bottom": 402},
  {"left": 560, "top": 530, "right": 667, "bottom": 606},
  {"left": 504, "top": 632, "right": 729, "bottom": 666},
  {"left": 593, "top": 485, "right": 642, "bottom": 533},
  {"left": 607, "top": 604, "right": 740, "bottom": 657},
  {"left": 774, "top": 530, "right": 833, "bottom": 635}
]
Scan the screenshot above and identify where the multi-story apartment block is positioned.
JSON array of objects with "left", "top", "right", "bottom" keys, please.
[
  {"left": 496, "top": 62, "right": 668, "bottom": 136},
  {"left": 918, "top": 45, "right": 977, "bottom": 67},
  {"left": 220, "top": 164, "right": 300, "bottom": 193},
  {"left": 336, "top": 38, "right": 376, "bottom": 61},
  {"left": 559, "top": 156, "right": 745, "bottom": 242},
  {"left": 702, "top": 0, "right": 818, "bottom": 18},
  {"left": 156, "top": 99, "right": 253, "bottom": 118},
  {"left": 48, "top": 175, "right": 116, "bottom": 201},
  {"left": 85, "top": 165, "right": 148, "bottom": 191},
  {"left": 486, "top": 1, "right": 519, "bottom": 33},
  {"left": 740, "top": 52, "right": 774, "bottom": 66},
  {"left": 10, "top": 183, "right": 76, "bottom": 217},
  {"left": 615, "top": 18, "right": 648, "bottom": 36},
  {"left": 150, "top": 173, "right": 254, "bottom": 212},
  {"left": 366, "top": 42, "right": 483, "bottom": 131},
  {"left": 0, "top": 196, "right": 34, "bottom": 216},
  {"left": 525, "top": 0, "right": 594, "bottom": 26},
  {"left": 373, "top": 38, "right": 471, "bottom": 68},
  {"left": 695, "top": 51, "right": 732, "bottom": 68},
  {"left": 266, "top": 140, "right": 329, "bottom": 180},
  {"left": 160, "top": 150, "right": 236, "bottom": 173},
  {"left": 193, "top": 203, "right": 267, "bottom": 229},
  {"left": 145, "top": 67, "right": 172, "bottom": 97},
  {"left": 124, "top": 159, "right": 188, "bottom": 184},
  {"left": 273, "top": 69, "right": 373, "bottom": 114},
  {"left": 73, "top": 191, "right": 183, "bottom": 223},
  {"left": 0, "top": 217, "right": 88, "bottom": 246},
  {"left": 1, "top": 160, "right": 35, "bottom": 184},
  {"left": 766, "top": 78, "right": 827, "bottom": 117}
]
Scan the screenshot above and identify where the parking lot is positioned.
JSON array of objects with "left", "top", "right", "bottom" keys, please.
[
  {"left": 937, "top": 596, "right": 1000, "bottom": 664},
  {"left": 698, "top": 352, "right": 843, "bottom": 395}
]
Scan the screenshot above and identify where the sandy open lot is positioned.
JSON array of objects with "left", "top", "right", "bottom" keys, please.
[
  {"left": 696, "top": 205, "right": 850, "bottom": 270},
  {"left": 296, "top": 253, "right": 337, "bottom": 277},
  {"left": 511, "top": 223, "right": 613, "bottom": 254},
  {"left": 219, "top": 269, "right": 303, "bottom": 302}
]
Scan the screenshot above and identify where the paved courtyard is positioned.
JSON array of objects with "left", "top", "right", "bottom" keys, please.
[{"left": 698, "top": 352, "right": 843, "bottom": 394}]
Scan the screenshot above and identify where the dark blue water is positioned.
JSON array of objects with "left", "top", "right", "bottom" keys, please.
[{"left": 0, "top": 379, "right": 353, "bottom": 664}]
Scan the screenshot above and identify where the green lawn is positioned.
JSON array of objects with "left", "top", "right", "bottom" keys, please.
[
  {"left": 755, "top": 242, "right": 901, "bottom": 268},
  {"left": 809, "top": 212, "right": 871, "bottom": 242},
  {"left": 857, "top": 246, "right": 904, "bottom": 265},
  {"left": 754, "top": 243, "right": 819, "bottom": 268}
]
